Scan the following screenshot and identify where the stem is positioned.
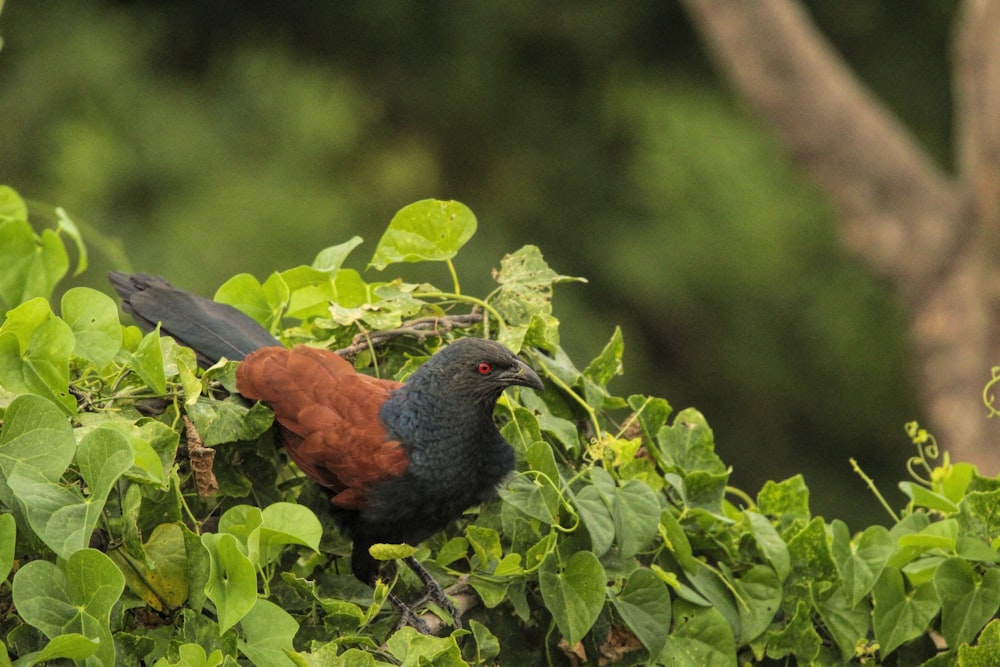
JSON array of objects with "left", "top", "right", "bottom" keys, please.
[
  {"left": 527, "top": 351, "right": 603, "bottom": 441},
  {"left": 419, "top": 291, "right": 506, "bottom": 338},
  {"left": 725, "top": 485, "right": 756, "bottom": 510},
  {"left": 850, "top": 457, "right": 900, "bottom": 523},
  {"left": 445, "top": 258, "right": 461, "bottom": 296}
]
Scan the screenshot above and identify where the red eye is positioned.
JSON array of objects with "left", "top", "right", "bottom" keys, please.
[{"left": 477, "top": 362, "right": 492, "bottom": 375}]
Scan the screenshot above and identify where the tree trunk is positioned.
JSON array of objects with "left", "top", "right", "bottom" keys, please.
[{"left": 682, "top": 0, "right": 1000, "bottom": 472}]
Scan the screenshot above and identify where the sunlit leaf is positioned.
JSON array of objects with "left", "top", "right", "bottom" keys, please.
[{"left": 369, "top": 199, "right": 477, "bottom": 270}]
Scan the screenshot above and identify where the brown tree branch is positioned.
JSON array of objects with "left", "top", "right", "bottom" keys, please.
[
  {"left": 681, "top": 0, "right": 963, "bottom": 301},
  {"left": 335, "top": 312, "right": 483, "bottom": 359},
  {"left": 953, "top": 0, "right": 1000, "bottom": 247}
]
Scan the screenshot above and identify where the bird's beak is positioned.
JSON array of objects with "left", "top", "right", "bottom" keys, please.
[{"left": 505, "top": 359, "right": 544, "bottom": 391}]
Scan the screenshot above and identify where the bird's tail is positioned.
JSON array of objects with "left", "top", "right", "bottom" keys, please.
[{"left": 108, "top": 271, "right": 280, "bottom": 366}]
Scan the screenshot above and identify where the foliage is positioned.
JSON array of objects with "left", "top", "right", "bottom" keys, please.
[{"left": 0, "top": 186, "right": 998, "bottom": 665}]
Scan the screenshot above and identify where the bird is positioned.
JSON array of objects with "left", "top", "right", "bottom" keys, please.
[{"left": 108, "top": 271, "right": 543, "bottom": 630}]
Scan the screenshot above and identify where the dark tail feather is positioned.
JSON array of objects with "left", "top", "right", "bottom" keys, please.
[{"left": 108, "top": 271, "right": 280, "bottom": 366}]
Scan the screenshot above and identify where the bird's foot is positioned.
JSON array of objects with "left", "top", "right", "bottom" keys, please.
[
  {"left": 404, "top": 555, "right": 464, "bottom": 630},
  {"left": 388, "top": 592, "right": 433, "bottom": 634}
]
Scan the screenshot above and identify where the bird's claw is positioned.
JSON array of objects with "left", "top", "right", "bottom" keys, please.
[{"left": 389, "top": 592, "right": 433, "bottom": 634}]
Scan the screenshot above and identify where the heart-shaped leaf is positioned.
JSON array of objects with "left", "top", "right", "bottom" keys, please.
[
  {"left": 12, "top": 549, "right": 125, "bottom": 667},
  {"left": 610, "top": 568, "right": 672, "bottom": 656},
  {"left": 369, "top": 199, "right": 476, "bottom": 270},
  {"left": 202, "top": 532, "right": 257, "bottom": 633},
  {"left": 935, "top": 556, "right": 1000, "bottom": 647},
  {"left": 539, "top": 551, "right": 606, "bottom": 645}
]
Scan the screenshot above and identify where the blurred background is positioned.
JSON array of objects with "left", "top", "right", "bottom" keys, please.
[{"left": 0, "top": 1, "right": 956, "bottom": 526}]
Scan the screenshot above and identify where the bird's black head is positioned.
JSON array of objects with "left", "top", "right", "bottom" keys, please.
[{"left": 412, "top": 337, "right": 543, "bottom": 405}]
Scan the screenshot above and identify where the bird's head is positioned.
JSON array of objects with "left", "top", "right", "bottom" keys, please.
[{"left": 412, "top": 337, "right": 543, "bottom": 406}]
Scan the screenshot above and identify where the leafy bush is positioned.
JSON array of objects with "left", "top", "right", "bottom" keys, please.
[{"left": 0, "top": 184, "right": 998, "bottom": 666}]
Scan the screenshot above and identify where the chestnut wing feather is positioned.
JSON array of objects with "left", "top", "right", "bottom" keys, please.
[{"left": 235, "top": 345, "right": 406, "bottom": 509}]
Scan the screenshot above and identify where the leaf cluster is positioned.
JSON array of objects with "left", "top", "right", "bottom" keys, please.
[{"left": 1, "top": 186, "right": 999, "bottom": 665}]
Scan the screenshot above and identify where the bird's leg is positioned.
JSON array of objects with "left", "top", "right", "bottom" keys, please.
[
  {"left": 403, "top": 555, "right": 463, "bottom": 630},
  {"left": 388, "top": 591, "right": 433, "bottom": 634}
]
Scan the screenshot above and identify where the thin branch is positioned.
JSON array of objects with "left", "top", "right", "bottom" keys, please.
[{"left": 335, "top": 312, "right": 484, "bottom": 359}]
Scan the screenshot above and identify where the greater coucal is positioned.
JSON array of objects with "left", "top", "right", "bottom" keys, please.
[{"left": 108, "top": 271, "right": 543, "bottom": 629}]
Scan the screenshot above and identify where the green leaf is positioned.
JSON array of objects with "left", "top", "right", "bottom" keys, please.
[
  {"left": 131, "top": 327, "right": 167, "bottom": 395},
  {"left": 468, "top": 619, "right": 501, "bottom": 663},
  {"left": 934, "top": 556, "right": 1000, "bottom": 648},
  {"left": 489, "top": 245, "right": 582, "bottom": 351},
  {"left": 14, "top": 634, "right": 99, "bottom": 666},
  {"left": 958, "top": 618, "right": 1000, "bottom": 663},
  {"left": 626, "top": 394, "right": 673, "bottom": 444},
  {"left": 11, "top": 548, "right": 125, "bottom": 667},
  {"left": 659, "top": 599, "right": 737, "bottom": 666},
  {"left": 872, "top": 566, "right": 940, "bottom": 657},
  {"left": 655, "top": 408, "right": 725, "bottom": 474},
  {"left": 201, "top": 532, "right": 258, "bottom": 633},
  {"left": 745, "top": 512, "right": 791, "bottom": 582},
  {"left": 369, "top": 542, "right": 418, "bottom": 561},
  {"left": 659, "top": 510, "right": 697, "bottom": 573},
  {"left": 238, "top": 599, "right": 299, "bottom": 667},
  {"left": 152, "top": 643, "right": 225, "bottom": 667},
  {"left": 185, "top": 395, "right": 274, "bottom": 446},
  {"left": 260, "top": 502, "right": 323, "bottom": 555},
  {"left": 369, "top": 199, "right": 477, "bottom": 270},
  {"left": 957, "top": 489, "right": 1000, "bottom": 545},
  {"left": 731, "top": 564, "right": 781, "bottom": 643},
  {"left": 0, "top": 218, "right": 69, "bottom": 308},
  {"left": 0, "top": 394, "right": 76, "bottom": 485},
  {"left": 499, "top": 474, "right": 559, "bottom": 524},
  {"left": 0, "top": 184, "right": 28, "bottom": 221},
  {"left": 0, "top": 512, "right": 14, "bottom": 583},
  {"left": 613, "top": 479, "right": 661, "bottom": 559},
  {"left": 61, "top": 287, "right": 122, "bottom": 367},
  {"left": 764, "top": 599, "right": 822, "bottom": 662},
  {"left": 609, "top": 568, "right": 672, "bottom": 657},
  {"left": 787, "top": 516, "right": 838, "bottom": 583},
  {"left": 830, "top": 520, "right": 894, "bottom": 606},
  {"left": 583, "top": 325, "right": 624, "bottom": 386},
  {"left": 757, "top": 474, "right": 811, "bottom": 524},
  {"left": 538, "top": 551, "right": 606, "bottom": 645},
  {"left": 813, "top": 583, "right": 873, "bottom": 660},
  {"left": 680, "top": 469, "right": 730, "bottom": 513},
  {"left": 0, "top": 299, "right": 76, "bottom": 414},
  {"left": 214, "top": 273, "right": 283, "bottom": 332},
  {"left": 466, "top": 525, "right": 503, "bottom": 568},
  {"left": 313, "top": 235, "right": 364, "bottom": 272},
  {"left": 573, "top": 485, "right": 615, "bottom": 556},
  {"left": 8, "top": 426, "right": 133, "bottom": 559},
  {"left": 218, "top": 505, "right": 264, "bottom": 565},
  {"left": 899, "top": 481, "right": 959, "bottom": 514},
  {"left": 55, "top": 206, "right": 87, "bottom": 276},
  {"left": 384, "top": 626, "right": 466, "bottom": 667}
]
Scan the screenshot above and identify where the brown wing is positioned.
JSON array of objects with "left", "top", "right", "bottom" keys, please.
[{"left": 235, "top": 345, "right": 407, "bottom": 510}]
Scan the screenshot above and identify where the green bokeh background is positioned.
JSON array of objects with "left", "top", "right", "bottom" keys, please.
[{"left": 1, "top": 1, "right": 957, "bottom": 525}]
